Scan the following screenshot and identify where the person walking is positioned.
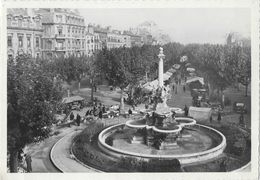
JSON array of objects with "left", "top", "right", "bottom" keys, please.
[
  {"left": 68, "top": 112, "right": 74, "bottom": 127},
  {"left": 128, "top": 108, "right": 132, "bottom": 116},
  {"left": 24, "top": 154, "right": 32, "bottom": 172},
  {"left": 70, "top": 112, "right": 74, "bottom": 122},
  {"left": 76, "top": 114, "right": 81, "bottom": 126},
  {"left": 239, "top": 113, "right": 245, "bottom": 127},
  {"left": 183, "top": 85, "right": 186, "bottom": 92},
  {"left": 210, "top": 116, "right": 213, "bottom": 123},
  {"left": 217, "top": 111, "right": 222, "bottom": 123},
  {"left": 102, "top": 105, "right": 106, "bottom": 113},
  {"left": 184, "top": 105, "right": 188, "bottom": 117},
  {"left": 98, "top": 109, "right": 103, "bottom": 120},
  {"left": 172, "top": 111, "right": 176, "bottom": 121}
]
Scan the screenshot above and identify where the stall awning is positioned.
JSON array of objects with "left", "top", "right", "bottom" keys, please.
[
  {"left": 62, "top": 96, "right": 85, "bottom": 104},
  {"left": 186, "top": 77, "right": 204, "bottom": 85}
]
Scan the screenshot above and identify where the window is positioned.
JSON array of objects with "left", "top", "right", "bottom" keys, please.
[
  {"left": 27, "top": 36, "right": 31, "bottom": 48},
  {"left": 56, "top": 15, "right": 62, "bottom": 23},
  {"left": 58, "top": 29, "right": 62, "bottom": 35},
  {"left": 36, "top": 37, "right": 40, "bottom": 48},
  {"left": 18, "top": 19, "right": 22, "bottom": 27},
  {"left": 7, "top": 36, "right": 12, "bottom": 47},
  {"left": 18, "top": 36, "right": 23, "bottom": 47}
]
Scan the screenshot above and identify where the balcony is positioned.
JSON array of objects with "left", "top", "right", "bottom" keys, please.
[
  {"left": 73, "top": 34, "right": 83, "bottom": 39},
  {"left": 55, "top": 46, "right": 66, "bottom": 51},
  {"left": 55, "top": 34, "right": 66, "bottom": 39}
]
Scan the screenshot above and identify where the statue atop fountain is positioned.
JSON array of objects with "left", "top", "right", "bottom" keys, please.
[{"left": 153, "top": 47, "right": 172, "bottom": 117}]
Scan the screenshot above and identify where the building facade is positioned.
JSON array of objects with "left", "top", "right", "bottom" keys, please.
[
  {"left": 123, "top": 31, "right": 143, "bottom": 47},
  {"left": 7, "top": 9, "right": 43, "bottom": 59},
  {"left": 38, "top": 8, "right": 86, "bottom": 59},
  {"left": 106, "top": 30, "right": 130, "bottom": 50}
]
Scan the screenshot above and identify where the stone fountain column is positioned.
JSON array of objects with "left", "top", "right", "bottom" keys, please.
[{"left": 158, "top": 47, "right": 165, "bottom": 88}]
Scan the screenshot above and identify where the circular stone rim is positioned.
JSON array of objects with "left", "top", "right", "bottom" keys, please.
[{"left": 98, "top": 123, "right": 226, "bottom": 162}]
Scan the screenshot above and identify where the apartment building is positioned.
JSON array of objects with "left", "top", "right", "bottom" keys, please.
[
  {"left": 38, "top": 8, "right": 86, "bottom": 59},
  {"left": 7, "top": 9, "right": 43, "bottom": 59}
]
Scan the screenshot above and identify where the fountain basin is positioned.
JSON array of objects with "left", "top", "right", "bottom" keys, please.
[{"left": 98, "top": 123, "right": 226, "bottom": 164}]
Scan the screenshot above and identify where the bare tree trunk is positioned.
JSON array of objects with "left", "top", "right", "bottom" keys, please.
[
  {"left": 120, "top": 89, "right": 125, "bottom": 113},
  {"left": 78, "top": 81, "right": 81, "bottom": 92},
  {"left": 90, "top": 77, "right": 94, "bottom": 105},
  {"left": 9, "top": 149, "right": 18, "bottom": 172},
  {"left": 221, "top": 90, "right": 225, "bottom": 108},
  {"left": 67, "top": 89, "right": 70, "bottom": 97},
  {"left": 91, "top": 84, "right": 94, "bottom": 105}
]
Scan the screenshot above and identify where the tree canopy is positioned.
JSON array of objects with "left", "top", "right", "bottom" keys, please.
[{"left": 7, "top": 55, "right": 63, "bottom": 172}]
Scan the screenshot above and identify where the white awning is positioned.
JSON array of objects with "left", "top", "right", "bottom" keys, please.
[
  {"left": 186, "top": 77, "right": 204, "bottom": 85},
  {"left": 62, "top": 96, "right": 85, "bottom": 104}
]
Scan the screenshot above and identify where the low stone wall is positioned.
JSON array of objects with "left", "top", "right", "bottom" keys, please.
[{"left": 98, "top": 123, "right": 226, "bottom": 164}]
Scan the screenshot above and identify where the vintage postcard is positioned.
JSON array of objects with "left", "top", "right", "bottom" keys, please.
[{"left": 0, "top": 0, "right": 259, "bottom": 180}]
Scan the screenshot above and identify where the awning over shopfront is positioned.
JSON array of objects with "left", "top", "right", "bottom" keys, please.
[{"left": 62, "top": 95, "right": 85, "bottom": 104}]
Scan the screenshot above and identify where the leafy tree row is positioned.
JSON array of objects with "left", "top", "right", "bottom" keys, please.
[{"left": 7, "top": 55, "right": 63, "bottom": 172}]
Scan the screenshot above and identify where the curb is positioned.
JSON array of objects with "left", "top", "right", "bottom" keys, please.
[
  {"left": 50, "top": 129, "right": 102, "bottom": 173},
  {"left": 49, "top": 131, "right": 74, "bottom": 172},
  {"left": 70, "top": 140, "right": 103, "bottom": 172}
]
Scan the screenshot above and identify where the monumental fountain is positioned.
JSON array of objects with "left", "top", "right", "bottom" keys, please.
[{"left": 97, "top": 47, "right": 227, "bottom": 165}]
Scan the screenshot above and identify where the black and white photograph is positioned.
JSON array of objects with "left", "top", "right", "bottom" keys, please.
[{"left": 2, "top": 1, "right": 258, "bottom": 178}]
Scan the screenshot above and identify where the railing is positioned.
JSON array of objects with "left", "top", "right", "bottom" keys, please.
[
  {"left": 55, "top": 34, "right": 66, "bottom": 38},
  {"left": 55, "top": 47, "right": 66, "bottom": 51}
]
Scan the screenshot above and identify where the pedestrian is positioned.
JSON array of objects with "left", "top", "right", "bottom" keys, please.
[
  {"left": 179, "top": 78, "right": 181, "bottom": 85},
  {"left": 98, "top": 110, "right": 103, "bottom": 120},
  {"left": 184, "top": 105, "right": 188, "bottom": 117},
  {"left": 175, "top": 87, "right": 177, "bottom": 94},
  {"left": 102, "top": 105, "right": 106, "bottom": 113},
  {"left": 85, "top": 110, "right": 89, "bottom": 117},
  {"left": 172, "top": 111, "right": 176, "bottom": 121},
  {"left": 172, "top": 84, "right": 175, "bottom": 91},
  {"left": 239, "top": 113, "right": 245, "bottom": 126},
  {"left": 70, "top": 112, "right": 74, "bottom": 121},
  {"left": 85, "top": 110, "right": 89, "bottom": 122},
  {"left": 217, "top": 112, "right": 221, "bottom": 123},
  {"left": 18, "top": 149, "right": 24, "bottom": 163},
  {"left": 128, "top": 108, "right": 132, "bottom": 116},
  {"left": 94, "top": 84, "right": 97, "bottom": 92},
  {"left": 76, "top": 114, "right": 81, "bottom": 126},
  {"left": 93, "top": 106, "right": 97, "bottom": 115},
  {"left": 145, "top": 103, "right": 149, "bottom": 109},
  {"left": 183, "top": 85, "right": 186, "bottom": 92},
  {"left": 210, "top": 116, "right": 213, "bottom": 123},
  {"left": 24, "top": 154, "right": 32, "bottom": 172}
]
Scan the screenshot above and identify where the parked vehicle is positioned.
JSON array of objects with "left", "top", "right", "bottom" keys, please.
[{"left": 233, "top": 102, "right": 247, "bottom": 114}]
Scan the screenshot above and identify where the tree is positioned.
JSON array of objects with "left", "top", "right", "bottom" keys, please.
[
  {"left": 7, "top": 55, "right": 62, "bottom": 172},
  {"left": 85, "top": 55, "right": 98, "bottom": 104},
  {"left": 52, "top": 55, "right": 88, "bottom": 96}
]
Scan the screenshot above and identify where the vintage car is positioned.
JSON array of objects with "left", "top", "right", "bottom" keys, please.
[{"left": 233, "top": 102, "right": 247, "bottom": 114}]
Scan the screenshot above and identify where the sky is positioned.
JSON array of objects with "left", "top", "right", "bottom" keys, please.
[{"left": 79, "top": 8, "right": 250, "bottom": 44}]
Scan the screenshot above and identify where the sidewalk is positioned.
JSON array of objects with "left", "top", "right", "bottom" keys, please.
[
  {"left": 50, "top": 125, "right": 100, "bottom": 172},
  {"left": 25, "top": 126, "right": 78, "bottom": 172}
]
